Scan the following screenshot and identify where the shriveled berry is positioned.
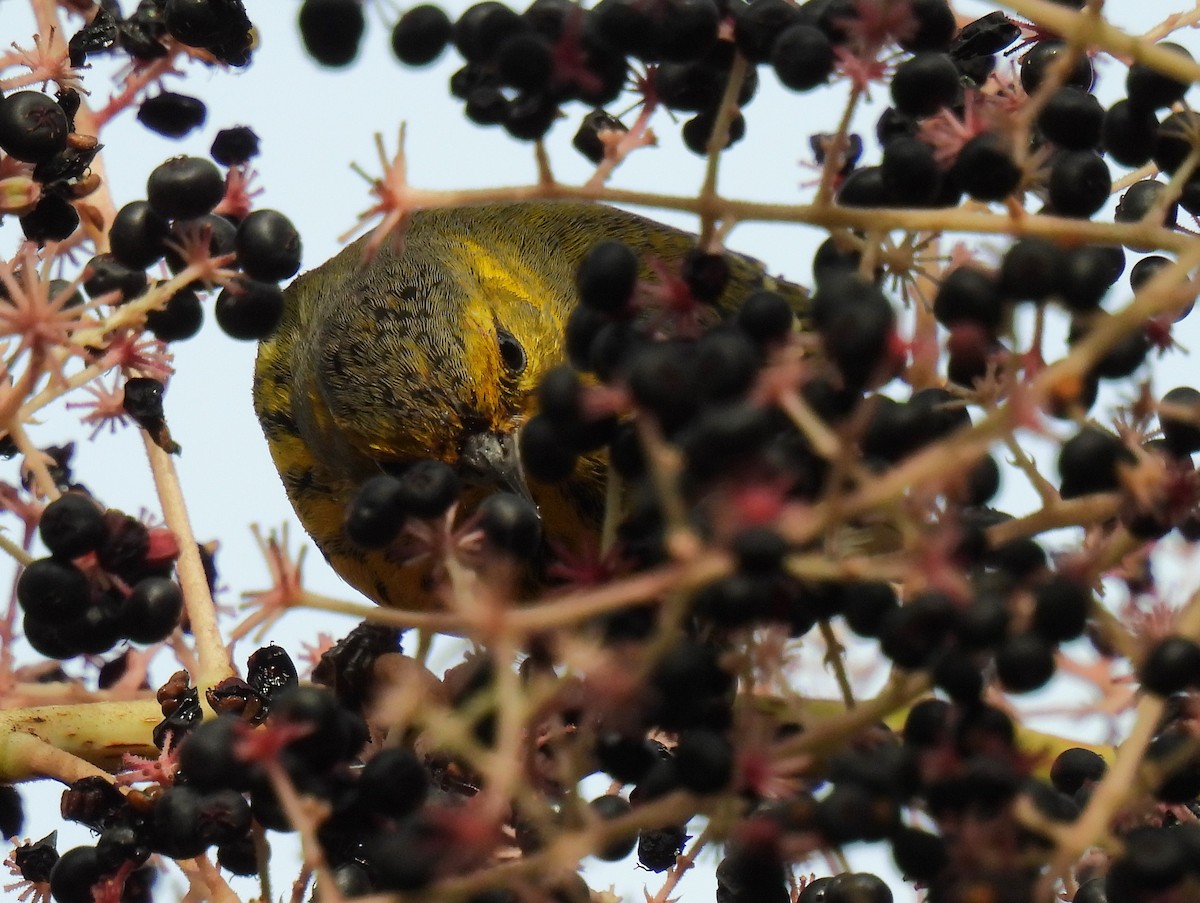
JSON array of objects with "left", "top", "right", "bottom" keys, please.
[
  {"left": 137, "top": 92, "right": 207, "bottom": 138},
  {"left": 14, "top": 833, "right": 59, "bottom": 883},
  {"left": 954, "top": 8, "right": 1023, "bottom": 50},
  {"left": 0, "top": 786, "right": 22, "bottom": 840},
  {"left": 210, "top": 126, "right": 260, "bottom": 166},
  {"left": 573, "top": 109, "right": 626, "bottom": 164},
  {"left": 164, "top": 0, "right": 224, "bottom": 46},
  {"left": 637, "top": 824, "right": 687, "bottom": 872},
  {"left": 122, "top": 378, "right": 167, "bottom": 435}
]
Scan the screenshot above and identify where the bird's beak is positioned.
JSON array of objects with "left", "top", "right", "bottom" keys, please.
[{"left": 459, "top": 430, "right": 537, "bottom": 509}]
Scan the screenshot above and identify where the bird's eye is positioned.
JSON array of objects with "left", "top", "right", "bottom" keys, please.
[{"left": 497, "top": 329, "right": 527, "bottom": 375}]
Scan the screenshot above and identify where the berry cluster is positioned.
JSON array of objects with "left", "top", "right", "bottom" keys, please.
[
  {"left": 102, "top": 151, "right": 300, "bottom": 342},
  {"left": 1, "top": 86, "right": 97, "bottom": 244},
  {"left": 17, "top": 489, "right": 186, "bottom": 660},
  {"left": 68, "top": 0, "right": 254, "bottom": 69}
]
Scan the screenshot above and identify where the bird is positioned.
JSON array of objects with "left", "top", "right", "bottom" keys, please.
[{"left": 253, "top": 201, "right": 806, "bottom": 611}]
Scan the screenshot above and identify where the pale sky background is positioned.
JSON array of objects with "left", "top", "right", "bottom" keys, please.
[{"left": 3, "top": 0, "right": 1200, "bottom": 900}]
